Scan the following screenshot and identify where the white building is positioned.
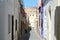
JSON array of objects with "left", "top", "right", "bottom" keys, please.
[
  {"left": 42, "top": 0, "right": 56, "bottom": 40},
  {"left": 42, "top": 0, "right": 60, "bottom": 40},
  {"left": 54, "top": 0, "right": 60, "bottom": 40},
  {"left": 0, "top": 0, "right": 20, "bottom": 40}
]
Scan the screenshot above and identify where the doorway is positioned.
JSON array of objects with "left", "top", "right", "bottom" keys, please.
[
  {"left": 12, "top": 16, "right": 14, "bottom": 40},
  {"left": 55, "top": 6, "right": 60, "bottom": 40},
  {"left": 8, "top": 15, "right": 14, "bottom": 40}
]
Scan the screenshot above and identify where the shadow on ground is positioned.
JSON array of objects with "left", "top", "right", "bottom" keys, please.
[{"left": 18, "top": 27, "right": 31, "bottom": 40}]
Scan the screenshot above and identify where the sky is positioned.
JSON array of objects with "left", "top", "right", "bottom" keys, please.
[{"left": 23, "top": 0, "right": 37, "bottom": 7}]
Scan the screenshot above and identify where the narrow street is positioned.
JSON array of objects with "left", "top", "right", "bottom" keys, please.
[
  {"left": 29, "top": 27, "right": 40, "bottom": 40},
  {"left": 18, "top": 27, "right": 40, "bottom": 40},
  {"left": 0, "top": 0, "right": 60, "bottom": 40}
]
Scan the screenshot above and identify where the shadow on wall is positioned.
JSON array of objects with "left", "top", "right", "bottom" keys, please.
[
  {"left": 55, "top": 6, "right": 60, "bottom": 40},
  {"left": 18, "top": 20, "right": 31, "bottom": 40},
  {"left": 19, "top": 27, "right": 31, "bottom": 40},
  {"left": 18, "top": 0, "right": 31, "bottom": 40}
]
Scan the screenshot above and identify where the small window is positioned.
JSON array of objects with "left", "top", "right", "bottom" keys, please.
[
  {"left": 32, "top": 14, "right": 34, "bottom": 16},
  {"left": 30, "top": 15, "right": 31, "bottom": 16}
]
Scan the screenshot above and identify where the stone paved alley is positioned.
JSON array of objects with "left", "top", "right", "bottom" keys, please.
[{"left": 18, "top": 27, "right": 40, "bottom": 40}]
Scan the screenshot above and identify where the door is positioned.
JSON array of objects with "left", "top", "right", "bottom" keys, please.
[
  {"left": 55, "top": 6, "right": 60, "bottom": 40},
  {"left": 8, "top": 15, "right": 14, "bottom": 40},
  {"left": 12, "top": 16, "right": 14, "bottom": 40}
]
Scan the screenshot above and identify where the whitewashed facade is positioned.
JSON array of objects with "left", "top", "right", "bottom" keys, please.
[
  {"left": 43, "top": 0, "right": 56, "bottom": 40},
  {"left": 0, "top": 0, "right": 20, "bottom": 40}
]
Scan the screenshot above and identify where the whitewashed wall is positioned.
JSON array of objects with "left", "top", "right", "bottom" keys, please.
[
  {"left": 0, "top": 0, "right": 20, "bottom": 40},
  {"left": 43, "top": 0, "right": 56, "bottom": 40},
  {"left": 0, "top": 0, "right": 7, "bottom": 40}
]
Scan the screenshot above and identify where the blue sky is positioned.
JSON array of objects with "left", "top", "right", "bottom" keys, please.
[{"left": 23, "top": 0, "right": 37, "bottom": 7}]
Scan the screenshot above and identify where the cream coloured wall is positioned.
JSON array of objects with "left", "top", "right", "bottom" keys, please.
[{"left": 24, "top": 7, "right": 37, "bottom": 28}]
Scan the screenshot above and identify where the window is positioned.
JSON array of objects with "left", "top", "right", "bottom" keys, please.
[
  {"left": 55, "top": 6, "right": 60, "bottom": 40},
  {"left": 30, "top": 14, "right": 31, "bottom": 16},
  {"left": 12, "top": 15, "right": 14, "bottom": 40},
  {"left": 32, "top": 14, "right": 34, "bottom": 16}
]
